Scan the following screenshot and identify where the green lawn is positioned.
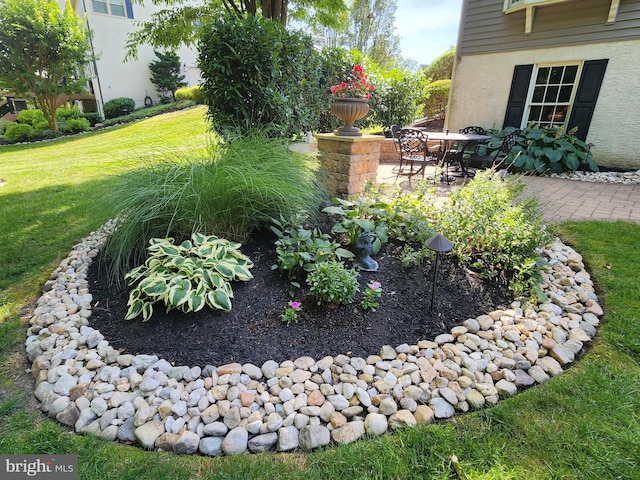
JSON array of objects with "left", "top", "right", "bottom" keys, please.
[{"left": 1, "top": 109, "right": 638, "bottom": 479}]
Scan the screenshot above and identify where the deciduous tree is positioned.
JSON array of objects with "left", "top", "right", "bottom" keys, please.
[
  {"left": 0, "top": 0, "right": 92, "bottom": 131},
  {"left": 126, "top": 0, "right": 347, "bottom": 59}
]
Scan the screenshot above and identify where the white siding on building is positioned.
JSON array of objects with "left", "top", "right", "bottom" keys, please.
[
  {"left": 447, "top": 39, "right": 640, "bottom": 169},
  {"left": 63, "top": 0, "right": 200, "bottom": 111}
]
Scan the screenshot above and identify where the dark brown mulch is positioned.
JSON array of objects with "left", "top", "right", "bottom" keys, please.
[{"left": 87, "top": 233, "right": 513, "bottom": 368}]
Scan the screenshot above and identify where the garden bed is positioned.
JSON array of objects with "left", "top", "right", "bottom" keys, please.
[{"left": 87, "top": 233, "right": 513, "bottom": 368}]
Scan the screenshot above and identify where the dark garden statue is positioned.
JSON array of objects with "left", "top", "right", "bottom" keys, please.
[{"left": 354, "top": 231, "right": 379, "bottom": 271}]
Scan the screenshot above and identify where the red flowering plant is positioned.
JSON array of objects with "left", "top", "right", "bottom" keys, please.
[{"left": 330, "top": 64, "right": 375, "bottom": 99}]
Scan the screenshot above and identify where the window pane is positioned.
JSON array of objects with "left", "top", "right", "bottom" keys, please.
[
  {"left": 532, "top": 86, "right": 545, "bottom": 102},
  {"left": 536, "top": 67, "right": 549, "bottom": 84},
  {"left": 528, "top": 105, "right": 542, "bottom": 122},
  {"left": 558, "top": 85, "right": 572, "bottom": 102},
  {"left": 110, "top": 0, "right": 125, "bottom": 16},
  {"left": 563, "top": 65, "right": 578, "bottom": 83},
  {"left": 544, "top": 85, "right": 559, "bottom": 102},
  {"left": 549, "top": 67, "right": 563, "bottom": 84},
  {"left": 92, "top": 0, "right": 108, "bottom": 14}
]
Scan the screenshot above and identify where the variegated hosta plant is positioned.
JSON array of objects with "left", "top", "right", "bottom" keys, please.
[{"left": 124, "top": 233, "right": 254, "bottom": 321}]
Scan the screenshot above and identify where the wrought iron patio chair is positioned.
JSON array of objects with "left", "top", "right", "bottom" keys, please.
[
  {"left": 466, "top": 129, "right": 521, "bottom": 171},
  {"left": 445, "top": 126, "right": 489, "bottom": 179},
  {"left": 395, "top": 128, "right": 439, "bottom": 182}
]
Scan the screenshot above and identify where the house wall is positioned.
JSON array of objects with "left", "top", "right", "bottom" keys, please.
[
  {"left": 446, "top": 39, "right": 640, "bottom": 169},
  {"left": 64, "top": 0, "right": 201, "bottom": 111},
  {"left": 459, "top": 0, "right": 640, "bottom": 55}
]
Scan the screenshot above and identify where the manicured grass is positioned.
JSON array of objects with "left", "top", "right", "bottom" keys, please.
[{"left": 1, "top": 111, "right": 638, "bottom": 479}]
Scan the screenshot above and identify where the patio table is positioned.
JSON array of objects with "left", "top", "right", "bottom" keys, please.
[{"left": 426, "top": 131, "right": 491, "bottom": 180}]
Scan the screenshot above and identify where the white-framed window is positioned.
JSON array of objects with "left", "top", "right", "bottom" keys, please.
[
  {"left": 524, "top": 63, "right": 581, "bottom": 129},
  {"left": 503, "top": 0, "right": 571, "bottom": 14},
  {"left": 92, "top": 0, "right": 127, "bottom": 17}
]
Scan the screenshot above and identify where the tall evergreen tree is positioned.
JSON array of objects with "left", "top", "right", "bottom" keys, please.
[{"left": 148, "top": 51, "right": 187, "bottom": 102}]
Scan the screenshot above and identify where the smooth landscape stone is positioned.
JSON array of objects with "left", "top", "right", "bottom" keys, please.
[
  {"left": 199, "top": 437, "right": 224, "bottom": 456},
  {"left": 299, "top": 425, "right": 331, "bottom": 451},
  {"left": 248, "top": 433, "right": 278, "bottom": 453},
  {"left": 550, "top": 345, "right": 575, "bottom": 365},
  {"left": 331, "top": 420, "right": 366, "bottom": 445},
  {"left": 364, "top": 412, "right": 388, "bottom": 435},
  {"left": 276, "top": 426, "right": 299, "bottom": 451},
  {"left": 173, "top": 431, "right": 200, "bottom": 455},
  {"left": 135, "top": 421, "right": 165, "bottom": 449},
  {"left": 388, "top": 410, "right": 416, "bottom": 429},
  {"left": 221, "top": 427, "right": 248, "bottom": 455},
  {"left": 26, "top": 224, "right": 604, "bottom": 457},
  {"left": 430, "top": 398, "right": 455, "bottom": 418}
]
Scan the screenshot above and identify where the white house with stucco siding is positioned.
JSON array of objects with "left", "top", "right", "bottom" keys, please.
[
  {"left": 446, "top": 0, "right": 640, "bottom": 170},
  {"left": 59, "top": 0, "right": 202, "bottom": 116}
]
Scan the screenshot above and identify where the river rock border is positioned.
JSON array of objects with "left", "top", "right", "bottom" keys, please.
[{"left": 25, "top": 220, "right": 603, "bottom": 456}]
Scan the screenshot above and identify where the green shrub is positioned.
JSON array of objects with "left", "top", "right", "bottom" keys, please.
[
  {"left": 33, "top": 121, "right": 50, "bottom": 132},
  {"left": 56, "top": 106, "right": 82, "bottom": 121},
  {"left": 367, "top": 67, "right": 424, "bottom": 128},
  {"left": 421, "top": 79, "right": 450, "bottom": 118},
  {"left": 32, "top": 129, "right": 64, "bottom": 141},
  {"left": 82, "top": 112, "right": 102, "bottom": 126},
  {"left": 99, "top": 100, "right": 195, "bottom": 127},
  {"left": 199, "top": 12, "right": 323, "bottom": 137},
  {"left": 61, "top": 117, "right": 90, "bottom": 133},
  {"left": 502, "top": 126, "right": 597, "bottom": 173},
  {"left": 323, "top": 185, "right": 390, "bottom": 255},
  {"left": 103, "top": 97, "right": 135, "bottom": 119},
  {"left": 16, "top": 109, "right": 45, "bottom": 127},
  {"left": 175, "top": 85, "right": 204, "bottom": 104},
  {"left": 101, "top": 132, "right": 328, "bottom": 285},
  {"left": 436, "top": 170, "right": 551, "bottom": 298},
  {"left": 307, "top": 260, "right": 359, "bottom": 306},
  {"left": 271, "top": 211, "right": 354, "bottom": 284},
  {"left": 125, "top": 233, "right": 254, "bottom": 321},
  {"left": 4, "top": 123, "right": 34, "bottom": 142}
]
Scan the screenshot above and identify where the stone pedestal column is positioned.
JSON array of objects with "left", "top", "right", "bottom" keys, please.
[{"left": 316, "top": 133, "right": 381, "bottom": 197}]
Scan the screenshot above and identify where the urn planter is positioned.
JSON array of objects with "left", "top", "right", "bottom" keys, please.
[{"left": 331, "top": 98, "right": 370, "bottom": 136}]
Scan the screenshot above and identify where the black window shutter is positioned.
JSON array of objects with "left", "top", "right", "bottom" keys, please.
[
  {"left": 503, "top": 64, "right": 533, "bottom": 128},
  {"left": 567, "top": 59, "right": 608, "bottom": 141},
  {"left": 125, "top": 0, "right": 134, "bottom": 19}
]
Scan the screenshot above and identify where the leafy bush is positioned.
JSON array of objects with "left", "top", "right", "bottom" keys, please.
[
  {"left": 271, "top": 212, "right": 354, "bottom": 284},
  {"left": 504, "top": 126, "right": 597, "bottom": 173},
  {"left": 17, "top": 109, "right": 45, "bottom": 127},
  {"left": 436, "top": 170, "right": 551, "bottom": 298},
  {"left": 56, "top": 106, "right": 82, "bottom": 121},
  {"left": 199, "top": 12, "right": 323, "bottom": 137},
  {"left": 421, "top": 79, "right": 450, "bottom": 119},
  {"left": 367, "top": 67, "right": 424, "bottom": 128},
  {"left": 323, "top": 184, "right": 390, "bottom": 254},
  {"left": 31, "top": 129, "right": 64, "bottom": 141},
  {"left": 4, "top": 123, "right": 34, "bottom": 142},
  {"left": 306, "top": 260, "right": 359, "bottom": 306},
  {"left": 33, "top": 121, "right": 50, "bottom": 132},
  {"left": 175, "top": 85, "right": 204, "bottom": 104},
  {"left": 103, "top": 97, "right": 135, "bottom": 119},
  {"left": 125, "top": 233, "right": 254, "bottom": 321},
  {"left": 61, "top": 117, "right": 90, "bottom": 133},
  {"left": 101, "top": 133, "right": 327, "bottom": 285},
  {"left": 82, "top": 112, "right": 102, "bottom": 126},
  {"left": 99, "top": 100, "right": 195, "bottom": 127}
]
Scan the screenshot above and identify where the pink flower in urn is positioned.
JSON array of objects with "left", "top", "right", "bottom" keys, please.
[{"left": 330, "top": 65, "right": 375, "bottom": 99}]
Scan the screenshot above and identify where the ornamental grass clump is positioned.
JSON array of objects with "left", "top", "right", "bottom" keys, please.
[
  {"left": 124, "top": 233, "right": 253, "bottom": 321},
  {"left": 101, "top": 132, "right": 327, "bottom": 285}
]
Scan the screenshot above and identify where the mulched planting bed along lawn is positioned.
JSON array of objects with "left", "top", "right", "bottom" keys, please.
[{"left": 88, "top": 232, "right": 513, "bottom": 368}]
